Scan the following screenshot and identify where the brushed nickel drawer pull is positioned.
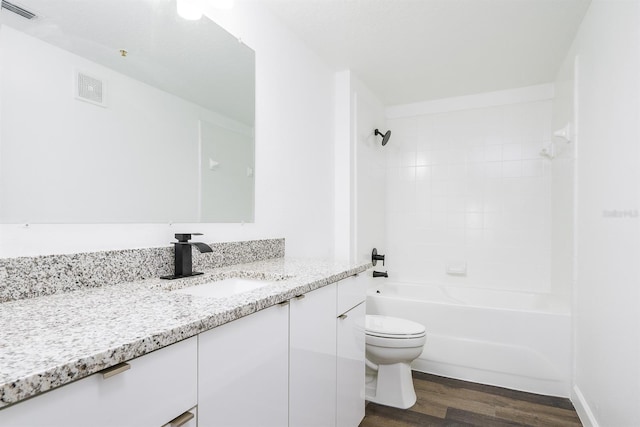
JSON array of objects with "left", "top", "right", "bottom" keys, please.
[
  {"left": 295, "top": 294, "right": 305, "bottom": 300},
  {"left": 338, "top": 314, "right": 348, "bottom": 320},
  {"left": 279, "top": 300, "right": 290, "bottom": 306},
  {"left": 100, "top": 362, "right": 130, "bottom": 379},
  {"left": 169, "top": 411, "right": 195, "bottom": 427}
]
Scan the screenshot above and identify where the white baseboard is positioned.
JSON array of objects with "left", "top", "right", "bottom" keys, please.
[{"left": 572, "top": 385, "right": 599, "bottom": 427}]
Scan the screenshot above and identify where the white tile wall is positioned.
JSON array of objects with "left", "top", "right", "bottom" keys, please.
[{"left": 386, "top": 100, "right": 553, "bottom": 292}]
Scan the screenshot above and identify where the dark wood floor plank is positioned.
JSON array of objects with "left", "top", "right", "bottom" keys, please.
[
  {"left": 360, "top": 402, "right": 466, "bottom": 427},
  {"left": 413, "top": 376, "right": 500, "bottom": 417},
  {"left": 408, "top": 394, "right": 449, "bottom": 419},
  {"left": 414, "top": 372, "right": 576, "bottom": 411},
  {"left": 358, "top": 413, "right": 418, "bottom": 427},
  {"left": 446, "top": 408, "right": 527, "bottom": 427},
  {"left": 414, "top": 373, "right": 581, "bottom": 426},
  {"left": 495, "top": 405, "right": 582, "bottom": 427},
  {"left": 360, "top": 372, "right": 582, "bottom": 427}
]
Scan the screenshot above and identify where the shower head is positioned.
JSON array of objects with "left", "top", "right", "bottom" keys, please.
[{"left": 375, "top": 129, "right": 391, "bottom": 146}]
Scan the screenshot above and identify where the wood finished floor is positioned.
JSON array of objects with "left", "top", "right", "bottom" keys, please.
[{"left": 359, "top": 372, "right": 582, "bottom": 427}]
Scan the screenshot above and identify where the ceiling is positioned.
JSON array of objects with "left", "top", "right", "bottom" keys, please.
[{"left": 255, "top": 0, "right": 591, "bottom": 106}]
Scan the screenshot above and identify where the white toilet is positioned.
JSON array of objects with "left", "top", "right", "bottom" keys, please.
[{"left": 364, "top": 314, "right": 426, "bottom": 409}]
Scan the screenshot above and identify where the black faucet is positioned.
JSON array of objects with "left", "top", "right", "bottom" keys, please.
[
  {"left": 373, "top": 271, "right": 388, "bottom": 278},
  {"left": 372, "top": 248, "right": 385, "bottom": 266},
  {"left": 161, "top": 233, "right": 213, "bottom": 280}
]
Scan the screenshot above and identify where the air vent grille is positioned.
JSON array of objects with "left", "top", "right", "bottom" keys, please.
[
  {"left": 75, "top": 71, "right": 107, "bottom": 108},
  {"left": 1, "top": 0, "right": 36, "bottom": 19}
]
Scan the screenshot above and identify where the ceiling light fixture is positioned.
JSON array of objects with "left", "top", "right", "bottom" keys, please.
[{"left": 176, "top": 0, "right": 203, "bottom": 20}]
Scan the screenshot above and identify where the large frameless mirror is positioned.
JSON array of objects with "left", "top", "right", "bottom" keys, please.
[{"left": 0, "top": 0, "right": 255, "bottom": 223}]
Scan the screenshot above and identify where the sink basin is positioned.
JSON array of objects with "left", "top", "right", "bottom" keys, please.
[{"left": 172, "top": 277, "right": 273, "bottom": 299}]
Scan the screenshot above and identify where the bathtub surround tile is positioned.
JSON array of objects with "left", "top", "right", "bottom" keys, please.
[
  {"left": 465, "top": 196, "right": 483, "bottom": 213},
  {"left": 484, "top": 145, "right": 503, "bottom": 162},
  {"left": 446, "top": 196, "right": 466, "bottom": 213},
  {"left": 0, "top": 257, "right": 371, "bottom": 407},
  {"left": 415, "top": 166, "right": 430, "bottom": 181},
  {"left": 387, "top": 98, "right": 553, "bottom": 295},
  {"left": 501, "top": 143, "right": 522, "bottom": 161},
  {"left": 0, "top": 239, "right": 285, "bottom": 302},
  {"left": 485, "top": 162, "right": 503, "bottom": 178},
  {"left": 416, "top": 152, "right": 431, "bottom": 166}
]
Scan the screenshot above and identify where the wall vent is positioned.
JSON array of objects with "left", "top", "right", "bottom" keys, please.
[
  {"left": 1, "top": 0, "right": 36, "bottom": 19},
  {"left": 74, "top": 71, "right": 107, "bottom": 108}
]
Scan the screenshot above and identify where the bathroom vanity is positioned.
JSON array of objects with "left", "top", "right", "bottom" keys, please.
[
  {"left": 0, "top": 254, "right": 369, "bottom": 427},
  {"left": 199, "top": 273, "right": 366, "bottom": 427}
]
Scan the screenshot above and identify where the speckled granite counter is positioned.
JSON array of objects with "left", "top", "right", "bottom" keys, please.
[{"left": 0, "top": 257, "right": 371, "bottom": 408}]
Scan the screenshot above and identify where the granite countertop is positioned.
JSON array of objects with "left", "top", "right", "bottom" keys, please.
[{"left": 0, "top": 257, "right": 371, "bottom": 408}]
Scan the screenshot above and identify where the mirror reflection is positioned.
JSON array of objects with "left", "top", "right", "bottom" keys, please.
[{"left": 0, "top": 0, "right": 255, "bottom": 223}]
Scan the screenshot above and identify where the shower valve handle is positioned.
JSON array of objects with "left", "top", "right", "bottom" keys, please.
[{"left": 372, "top": 248, "right": 385, "bottom": 266}]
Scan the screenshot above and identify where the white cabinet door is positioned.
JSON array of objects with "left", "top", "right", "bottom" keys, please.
[
  {"left": 337, "top": 301, "right": 366, "bottom": 427},
  {"left": 198, "top": 303, "right": 289, "bottom": 427},
  {"left": 336, "top": 273, "right": 366, "bottom": 316},
  {"left": 289, "top": 282, "right": 337, "bottom": 427},
  {"left": 0, "top": 337, "right": 198, "bottom": 427}
]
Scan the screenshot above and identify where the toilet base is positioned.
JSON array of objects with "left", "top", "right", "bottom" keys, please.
[{"left": 365, "top": 361, "right": 417, "bottom": 409}]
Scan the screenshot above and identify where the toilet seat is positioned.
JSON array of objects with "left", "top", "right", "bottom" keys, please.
[
  {"left": 366, "top": 333, "right": 426, "bottom": 349},
  {"left": 365, "top": 315, "right": 426, "bottom": 339},
  {"left": 367, "top": 330, "right": 426, "bottom": 339}
]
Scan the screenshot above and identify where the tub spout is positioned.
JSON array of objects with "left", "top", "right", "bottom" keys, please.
[{"left": 373, "top": 271, "right": 388, "bottom": 278}]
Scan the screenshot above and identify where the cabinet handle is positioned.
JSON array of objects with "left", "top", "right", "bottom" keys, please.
[
  {"left": 338, "top": 314, "right": 348, "bottom": 320},
  {"left": 295, "top": 294, "right": 305, "bottom": 300},
  {"left": 100, "top": 362, "right": 130, "bottom": 379},
  {"left": 279, "top": 300, "right": 290, "bottom": 306},
  {"left": 168, "top": 411, "right": 195, "bottom": 427}
]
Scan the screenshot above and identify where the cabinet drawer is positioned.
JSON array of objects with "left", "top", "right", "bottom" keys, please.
[
  {"left": 0, "top": 336, "right": 198, "bottom": 427},
  {"left": 337, "top": 273, "right": 366, "bottom": 315}
]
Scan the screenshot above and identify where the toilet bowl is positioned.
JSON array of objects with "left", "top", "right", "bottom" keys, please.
[{"left": 365, "top": 314, "right": 426, "bottom": 409}]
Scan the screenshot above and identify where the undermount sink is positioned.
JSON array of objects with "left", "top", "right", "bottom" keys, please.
[{"left": 172, "top": 277, "right": 273, "bottom": 299}]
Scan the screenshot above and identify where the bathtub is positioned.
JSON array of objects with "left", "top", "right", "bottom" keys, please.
[{"left": 366, "top": 281, "right": 572, "bottom": 397}]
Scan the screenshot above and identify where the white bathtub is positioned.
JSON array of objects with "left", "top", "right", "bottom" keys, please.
[{"left": 366, "top": 281, "right": 572, "bottom": 397}]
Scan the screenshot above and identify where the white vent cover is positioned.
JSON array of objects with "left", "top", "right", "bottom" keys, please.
[
  {"left": 74, "top": 71, "right": 107, "bottom": 107},
  {"left": 1, "top": 0, "right": 37, "bottom": 19}
]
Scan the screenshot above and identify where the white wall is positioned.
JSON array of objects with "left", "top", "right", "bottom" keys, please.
[
  {"left": 560, "top": 1, "right": 640, "bottom": 425},
  {"left": 0, "top": 3, "right": 336, "bottom": 258},
  {"left": 353, "top": 75, "right": 387, "bottom": 265},
  {"left": 333, "top": 70, "right": 354, "bottom": 262},
  {"left": 333, "top": 71, "right": 387, "bottom": 265},
  {"left": 384, "top": 85, "right": 555, "bottom": 292},
  {"left": 549, "top": 56, "right": 575, "bottom": 300}
]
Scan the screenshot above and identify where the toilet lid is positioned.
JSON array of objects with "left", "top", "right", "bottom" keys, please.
[{"left": 365, "top": 315, "right": 426, "bottom": 338}]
